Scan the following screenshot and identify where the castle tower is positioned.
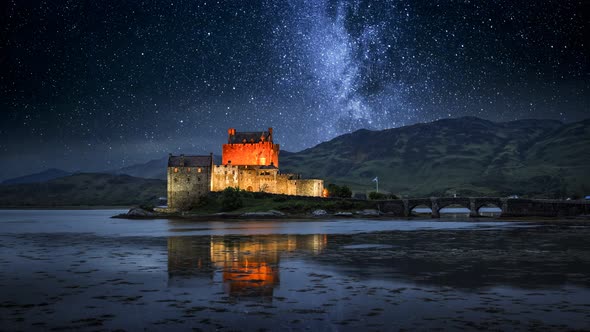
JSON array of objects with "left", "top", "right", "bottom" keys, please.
[
  {"left": 222, "top": 127, "right": 280, "bottom": 167},
  {"left": 167, "top": 154, "right": 213, "bottom": 210}
]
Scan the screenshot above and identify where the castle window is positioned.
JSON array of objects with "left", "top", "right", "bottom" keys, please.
[
  {"left": 187, "top": 177, "right": 191, "bottom": 183},
  {"left": 174, "top": 168, "right": 179, "bottom": 173},
  {"left": 197, "top": 168, "right": 202, "bottom": 173},
  {"left": 187, "top": 168, "right": 191, "bottom": 172}
]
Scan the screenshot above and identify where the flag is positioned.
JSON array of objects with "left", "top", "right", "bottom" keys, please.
[{"left": 372, "top": 177, "right": 378, "bottom": 182}]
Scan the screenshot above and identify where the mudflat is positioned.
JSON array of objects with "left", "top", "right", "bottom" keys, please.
[{"left": 1, "top": 210, "right": 589, "bottom": 331}]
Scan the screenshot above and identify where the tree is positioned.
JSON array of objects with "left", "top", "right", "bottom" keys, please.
[
  {"left": 368, "top": 192, "right": 387, "bottom": 200},
  {"left": 326, "top": 183, "right": 352, "bottom": 198}
]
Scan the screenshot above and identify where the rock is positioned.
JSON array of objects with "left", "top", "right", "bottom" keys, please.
[
  {"left": 356, "top": 209, "right": 381, "bottom": 216},
  {"left": 154, "top": 207, "right": 178, "bottom": 213},
  {"left": 334, "top": 211, "right": 353, "bottom": 216},
  {"left": 312, "top": 209, "right": 328, "bottom": 216},
  {"left": 127, "top": 207, "right": 155, "bottom": 217},
  {"left": 268, "top": 210, "right": 286, "bottom": 216},
  {"left": 241, "top": 210, "right": 285, "bottom": 217}
]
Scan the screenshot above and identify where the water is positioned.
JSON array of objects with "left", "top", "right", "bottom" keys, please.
[{"left": 1, "top": 210, "right": 589, "bottom": 330}]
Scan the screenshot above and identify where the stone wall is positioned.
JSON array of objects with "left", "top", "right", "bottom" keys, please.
[
  {"left": 294, "top": 179, "right": 324, "bottom": 197},
  {"left": 277, "top": 174, "right": 297, "bottom": 196},
  {"left": 212, "top": 164, "right": 239, "bottom": 191},
  {"left": 222, "top": 142, "right": 280, "bottom": 167},
  {"left": 167, "top": 166, "right": 211, "bottom": 210},
  {"left": 210, "top": 165, "right": 322, "bottom": 197}
]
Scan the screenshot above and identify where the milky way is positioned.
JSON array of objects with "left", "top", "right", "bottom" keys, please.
[{"left": 0, "top": 0, "right": 587, "bottom": 179}]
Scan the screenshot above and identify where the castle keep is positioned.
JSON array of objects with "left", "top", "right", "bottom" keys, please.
[{"left": 167, "top": 128, "right": 324, "bottom": 210}]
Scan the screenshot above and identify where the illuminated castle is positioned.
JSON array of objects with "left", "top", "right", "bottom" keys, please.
[{"left": 167, "top": 127, "right": 324, "bottom": 210}]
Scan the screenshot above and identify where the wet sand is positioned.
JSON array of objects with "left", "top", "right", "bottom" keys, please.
[{"left": 1, "top": 211, "right": 589, "bottom": 331}]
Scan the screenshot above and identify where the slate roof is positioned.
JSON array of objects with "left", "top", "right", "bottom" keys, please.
[
  {"left": 229, "top": 131, "right": 271, "bottom": 144},
  {"left": 168, "top": 155, "right": 212, "bottom": 167}
]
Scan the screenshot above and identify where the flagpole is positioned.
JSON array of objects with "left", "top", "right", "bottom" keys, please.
[{"left": 372, "top": 176, "right": 379, "bottom": 193}]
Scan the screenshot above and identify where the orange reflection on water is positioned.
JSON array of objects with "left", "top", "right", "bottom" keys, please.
[{"left": 168, "top": 234, "right": 327, "bottom": 299}]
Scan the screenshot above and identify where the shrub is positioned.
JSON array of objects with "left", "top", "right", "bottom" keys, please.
[
  {"left": 368, "top": 192, "right": 388, "bottom": 200},
  {"left": 252, "top": 191, "right": 269, "bottom": 199},
  {"left": 195, "top": 194, "right": 212, "bottom": 207},
  {"left": 220, "top": 187, "right": 243, "bottom": 211},
  {"left": 326, "top": 184, "right": 352, "bottom": 198},
  {"left": 273, "top": 196, "right": 287, "bottom": 202}
]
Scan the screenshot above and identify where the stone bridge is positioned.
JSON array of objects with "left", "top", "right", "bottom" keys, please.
[{"left": 376, "top": 197, "right": 590, "bottom": 218}]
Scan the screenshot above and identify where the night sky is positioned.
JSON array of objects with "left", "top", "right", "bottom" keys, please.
[{"left": 1, "top": 0, "right": 587, "bottom": 180}]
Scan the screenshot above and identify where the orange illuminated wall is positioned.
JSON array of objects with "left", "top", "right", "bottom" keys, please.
[{"left": 222, "top": 128, "right": 280, "bottom": 167}]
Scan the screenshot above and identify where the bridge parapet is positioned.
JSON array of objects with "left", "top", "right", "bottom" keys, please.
[
  {"left": 376, "top": 197, "right": 589, "bottom": 218},
  {"left": 503, "top": 199, "right": 590, "bottom": 218}
]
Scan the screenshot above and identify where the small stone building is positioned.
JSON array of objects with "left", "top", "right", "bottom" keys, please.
[{"left": 167, "top": 128, "right": 324, "bottom": 210}]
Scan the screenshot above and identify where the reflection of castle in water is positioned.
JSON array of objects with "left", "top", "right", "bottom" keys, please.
[{"left": 167, "top": 234, "right": 327, "bottom": 298}]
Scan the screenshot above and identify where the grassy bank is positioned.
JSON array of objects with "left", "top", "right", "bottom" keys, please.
[{"left": 186, "top": 190, "right": 376, "bottom": 215}]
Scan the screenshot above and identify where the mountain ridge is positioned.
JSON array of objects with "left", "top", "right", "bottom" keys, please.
[
  {"left": 1, "top": 168, "right": 73, "bottom": 185},
  {"left": 280, "top": 117, "right": 589, "bottom": 197},
  {"left": 2, "top": 117, "right": 588, "bottom": 199},
  {"left": 0, "top": 173, "right": 165, "bottom": 207}
]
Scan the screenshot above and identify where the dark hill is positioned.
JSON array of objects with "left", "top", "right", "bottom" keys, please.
[
  {"left": 2, "top": 168, "right": 72, "bottom": 185},
  {"left": 280, "top": 117, "right": 590, "bottom": 197},
  {"left": 109, "top": 157, "right": 168, "bottom": 180},
  {"left": 108, "top": 155, "right": 222, "bottom": 179},
  {"left": 0, "top": 173, "right": 166, "bottom": 207}
]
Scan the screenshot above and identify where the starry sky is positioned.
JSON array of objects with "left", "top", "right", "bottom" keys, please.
[{"left": 0, "top": 0, "right": 587, "bottom": 179}]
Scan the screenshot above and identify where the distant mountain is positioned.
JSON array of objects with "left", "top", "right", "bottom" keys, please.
[
  {"left": 0, "top": 173, "right": 165, "bottom": 207},
  {"left": 3, "top": 117, "right": 587, "bottom": 201},
  {"left": 108, "top": 155, "right": 222, "bottom": 179},
  {"left": 1, "top": 168, "right": 72, "bottom": 185},
  {"left": 109, "top": 157, "right": 168, "bottom": 180},
  {"left": 280, "top": 117, "right": 590, "bottom": 198}
]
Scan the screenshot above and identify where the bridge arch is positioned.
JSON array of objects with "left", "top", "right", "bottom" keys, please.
[
  {"left": 473, "top": 198, "right": 504, "bottom": 217},
  {"left": 434, "top": 198, "right": 471, "bottom": 218},
  {"left": 405, "top": 199, "right": 433, "bottom": 217},
  {"left": 409, "top": 204, "right": 432, "bottom": 215},
  {"left": 476, "top": 202, "right": 502, "bottom": 216}
]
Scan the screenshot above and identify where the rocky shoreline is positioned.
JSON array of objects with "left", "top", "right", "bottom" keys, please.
[
  {"left": 112, "top": 207, "right": 590, "bottom": 222},
  {"left": 112, "top": 207, "right": 393, "bottom": 221}
]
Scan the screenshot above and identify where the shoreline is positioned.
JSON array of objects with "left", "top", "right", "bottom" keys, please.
[
  {"left": 0, "top": 206, "right": 131, "bottom": 210},
  {"left": 111, "top": 211, "right": 590, "bottom": 222}
]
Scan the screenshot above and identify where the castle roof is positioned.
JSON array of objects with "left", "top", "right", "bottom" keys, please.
[
  {"left": 168, "top": 155, "right": 212, "bottom": 167},
  {"left": 229, "top": 131, "right": 271, "bottom": 144}
]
